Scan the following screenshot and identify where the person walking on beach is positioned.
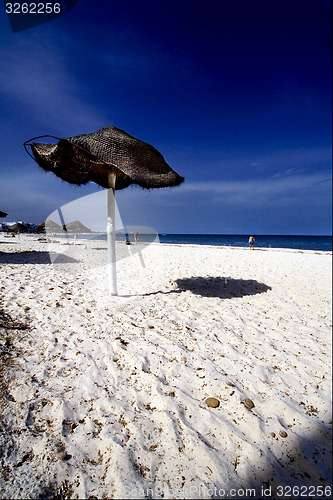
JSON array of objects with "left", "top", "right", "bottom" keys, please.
[
  {"left": 134, "top": 231, "right": 139, "bottom": 245},
  {"left": 249, "top": 235, "right": 255, "bottom": 249}
]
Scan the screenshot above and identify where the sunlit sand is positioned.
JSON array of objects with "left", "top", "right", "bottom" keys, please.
[{"left": 0, "top": 234, "right": 331, "bottom": 499}]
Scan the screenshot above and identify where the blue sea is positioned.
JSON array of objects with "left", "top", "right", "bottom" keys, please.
[
  {"left": 157, "top": 234, "right": 332, "bottom": 252},
  {"left": 76, "top": 232, "right": 332, "bottom": 252}
]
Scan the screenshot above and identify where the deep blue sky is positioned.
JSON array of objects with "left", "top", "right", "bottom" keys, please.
[{"left": 0, "top": 0, "right": 332, "bottom": 234}]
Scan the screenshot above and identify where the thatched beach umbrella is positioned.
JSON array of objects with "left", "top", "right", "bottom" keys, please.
[
  {"left": 24, "top": 126, "right": 184, "bottom": 295},
  {"left": 62, "top": 220, "right": 91, "bottom": 233},
  {"left": 63, "top": 220, "right": 91, "bottom": 245},
  {"left": 0, "top": 211, "right": 8, "bottom": 218},
  {"left": 9, "top": 222, "right": 26, "bottom": 232},
  {"left": 38, "top": 219, "right": 62, "bottom": 232}
]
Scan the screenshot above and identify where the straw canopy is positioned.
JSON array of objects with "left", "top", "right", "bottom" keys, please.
[
  {"left": 24, "top": 125, "right": 184, "bottom": 296},
  {"left": 9, "top": 222, "right": 26, "bottom": 232},
  {"left": 38, "top": 220, "right": 62, "bottom": 232},
  {"left": 0, "top": 211, "right": 7, "bottom": 218},
  {"left": 62, "top": 220, "right": 91, "bottom": 233},
  {"left": 26, "top": 126, "right": 184, "bottom": 190}
]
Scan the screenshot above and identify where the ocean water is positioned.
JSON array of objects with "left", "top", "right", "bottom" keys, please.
[
  {"left": 158, "top": 234, "right": 332, "bottom": 252},
  {"left": 75, "top": 232, "right": 332, "bottom": 251}
]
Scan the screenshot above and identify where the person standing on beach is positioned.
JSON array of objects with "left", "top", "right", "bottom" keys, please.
[
  {"left": 134, "top": 231, "right": 139, "bottom": 245},
  {"left": 249, "top": 235, "right": 255, "bottom": 249}
]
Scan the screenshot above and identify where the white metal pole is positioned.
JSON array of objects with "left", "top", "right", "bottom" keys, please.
[{"left": 107, "top": 173, "right": 118, "bottom": 295}]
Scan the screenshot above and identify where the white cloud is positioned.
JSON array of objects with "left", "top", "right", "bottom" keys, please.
[
  {"left": 0, "top": 167, "right": 97, "bottom": 222},
  {"left": 1, "top": 170, "right": 331, "bottom": 233},
  {"left": 177, "top": 171, "right": 332, "bottom": 207}
]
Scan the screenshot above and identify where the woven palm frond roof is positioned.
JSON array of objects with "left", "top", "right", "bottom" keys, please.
[
  {"left": 28, "top": 126, "right": 184, "bottom": 190},
  {"left": 62, "top": 220, "right": 91, "bottom": 233},
  {"left": 38, "top": 220, "right": 62, "bottom": 231}
]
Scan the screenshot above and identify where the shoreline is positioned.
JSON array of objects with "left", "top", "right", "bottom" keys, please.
[{"left": 1, "top": 232, "right": 332, "bottom": 255}]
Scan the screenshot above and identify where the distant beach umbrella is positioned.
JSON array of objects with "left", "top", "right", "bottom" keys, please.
[
  {"left": 62, "top": 220, "right": 91, "bottom": 245},
  {"left": 24, "top": 126, "right": 184, "bottom": 295},
  {"left": 38, "top": 219, "right": 62, "bottom": 232},
  {"left": 0, "top": 211, "right": 7, "bottom": 218},
  {"left": 9, "top": 222, "right": 26, "bottom": 232},
  {"left": 62, "top": 220, "right": 91, "bottom": 233}
]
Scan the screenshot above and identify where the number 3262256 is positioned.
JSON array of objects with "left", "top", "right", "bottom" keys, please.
[{"left": 6, "top": 3, "right": 62, "bottom": 14}]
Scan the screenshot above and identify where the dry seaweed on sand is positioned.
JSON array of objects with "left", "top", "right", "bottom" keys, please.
[{"left": 0, "top": 308, "right": 29, "bottom": 330}]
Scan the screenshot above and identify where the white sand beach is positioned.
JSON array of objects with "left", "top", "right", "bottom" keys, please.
[{"left": 0, "top": 234, "right": 332, "bottom": 499}]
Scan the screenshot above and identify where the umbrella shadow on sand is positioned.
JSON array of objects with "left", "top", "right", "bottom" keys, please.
[
  {"left": 140, "top": 277, "right": 271, "bottom": 299},
  {"left": 0, "top": 251, "right": 80, "bottom": 265},
  {"left": 176, "top": 277, "right": 271, "bottom": 298}
]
